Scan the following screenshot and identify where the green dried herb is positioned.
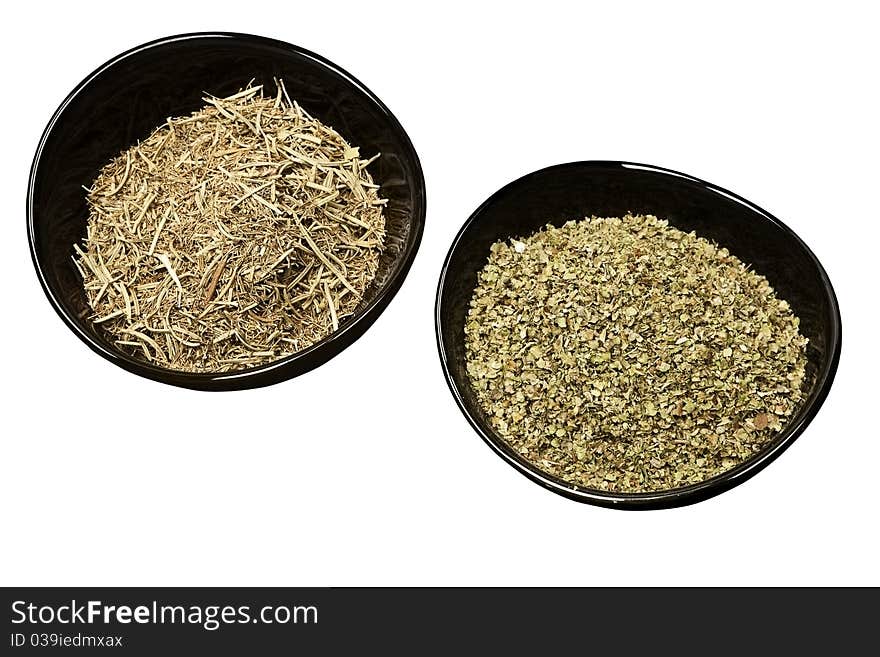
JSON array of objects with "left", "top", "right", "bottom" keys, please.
[
  {"left": 74, "top": 82, "right": 386, "bottom": 372},
  {"left": 465, "top": 214, "right": 808, "bottom": 493}
]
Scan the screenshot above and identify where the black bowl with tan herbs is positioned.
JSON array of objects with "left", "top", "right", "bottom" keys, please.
[
  {"left": 28, "top": 33, "right": 425, "bottom": 390},
  {"left": 436, "top": 161, "right": 840, "bottom": 509}
]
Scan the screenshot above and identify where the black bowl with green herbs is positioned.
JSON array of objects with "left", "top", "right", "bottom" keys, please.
[
  {"left": 28, "top": 33, "right": 425, "bottom": 390},
  {"left": 435, "top": 161, "right": 840, "bottom": 509}
]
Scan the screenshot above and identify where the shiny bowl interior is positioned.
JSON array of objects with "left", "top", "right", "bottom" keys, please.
[
  {"left": 28, "top": 32, "right": 425, "bottom": 390},
  {"left": 436, "top": 161, "right": 840, "bottom": 509}
]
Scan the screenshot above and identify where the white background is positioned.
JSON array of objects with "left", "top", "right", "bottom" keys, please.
[{"left": 2, "top": 1, "right": 877, "bottom": 586}]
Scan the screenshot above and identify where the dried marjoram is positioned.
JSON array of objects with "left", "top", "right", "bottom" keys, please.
[
  {"left": 74, "top": 82, "right": 386, "bottom": 372},
  {"left": 465, "top": 214, "right": 808, "bottom": 493}
]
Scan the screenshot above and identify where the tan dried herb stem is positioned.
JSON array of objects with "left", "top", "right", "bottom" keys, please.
[
  {"left": 76, "top": 82, "right": 386, "bottom": 372},
  {"left": 465, "top": 214, "right": 808, "bottom": 493}
]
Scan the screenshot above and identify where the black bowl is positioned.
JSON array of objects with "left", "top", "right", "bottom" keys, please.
[
  {"left": 436, "top": 161, "right": 841, "bottom": 509},
  {"left": 28, "top": 32, "right": 425, "bottom": 391}
]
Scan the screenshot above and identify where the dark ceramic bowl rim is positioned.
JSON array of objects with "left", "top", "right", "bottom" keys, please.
[
  {"left": 435, "top": 161, "right": 841, "bottom": 509},
  {"left": 27, "top": 32, "right": 426, "bottom": 390}
]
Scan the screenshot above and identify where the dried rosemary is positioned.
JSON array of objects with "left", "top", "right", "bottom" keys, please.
[
  {"left": 465, "top": 214, "right": 808, "bottom": 493},
  {"left": 74, "top": 82, "right": 386, "bottom": 372}
]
